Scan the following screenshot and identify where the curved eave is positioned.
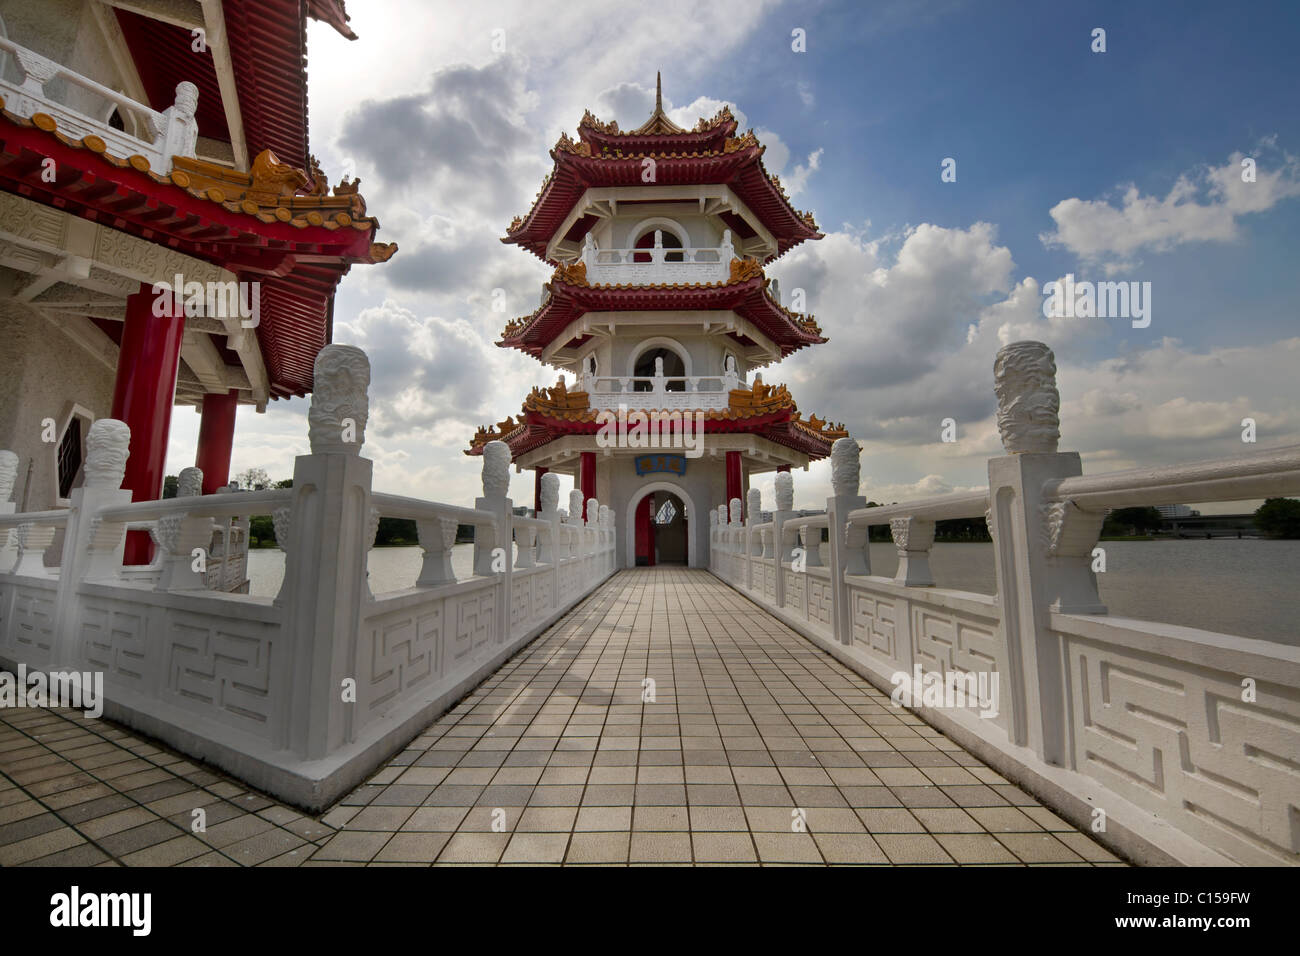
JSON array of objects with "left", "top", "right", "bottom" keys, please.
[
  {"left": 576, "top": 119, "right": 737, "bottom": 156},
  {"left": 498, "top": 275, "right": 825, "bottom": 358},
  {"left": 467, "top": 408, "right": 842, "bottom": 461},
  {"left": 503, "top": 146, "right": 820, "bottom": 262},
  {"left": 0, "top": 111, "right": 398, "bottom": 398}
]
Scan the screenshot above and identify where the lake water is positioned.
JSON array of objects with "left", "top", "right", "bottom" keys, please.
[{"left": 245, "top": 539, "right": 1299, "bottom": 646}]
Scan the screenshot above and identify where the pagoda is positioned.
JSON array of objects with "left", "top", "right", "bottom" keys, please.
[
  {"left": 468, "top": 76, "right": 847, "bottom": 567},
  {"left": 0, "top": 0, "right": 393, "bottom": 565}
]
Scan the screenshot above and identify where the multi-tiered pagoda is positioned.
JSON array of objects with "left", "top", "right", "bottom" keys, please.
[{"left": 468, "top": 77, "right": 846, "bottom": 567}]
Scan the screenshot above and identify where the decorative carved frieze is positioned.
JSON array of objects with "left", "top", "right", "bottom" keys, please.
[
  {"left": 830, "top": 437, "right": 861, "bottom": 497},
  {"left": 84, "top": 419, "right": 130, "bottom": 489},
  {"left": 993, "top": 341, "right": 1060, "bottom": 454},
  {"left": 308, "top": 345, "right": 370, "bottom": 454}
]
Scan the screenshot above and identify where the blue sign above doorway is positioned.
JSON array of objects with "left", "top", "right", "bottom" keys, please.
[{"left": 635, "top": 454, "right": 686, "bottom": 477}]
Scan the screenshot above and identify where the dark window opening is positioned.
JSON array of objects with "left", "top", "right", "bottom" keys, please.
[
  {"left": 632, "top": 229, "right": 684, "bottom": 263},
  {"left": 57, "top": 418, "right": 82, "bottom": 499},
  {"left": 108, "top": 108, "right": 125, "bottom": 132},
  {"left": 633, "top": 347, "right": 686, "bottom": 391}
]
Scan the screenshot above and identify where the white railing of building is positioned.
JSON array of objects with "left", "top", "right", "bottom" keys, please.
[
  {"left": 707, "top": 340, "right": 1300, "bottom": 868},
  {"left": 586, "top": 373, "right": 739, "bottom": 411},
  {"left": 580, "top": 228, "right": 736, "bottom": 286},
  {"left": 0, "top": 345, "right": 616, "bottom": 811},
  {"left": 0, "top": 35, "right": 199, "bottom": 174}
]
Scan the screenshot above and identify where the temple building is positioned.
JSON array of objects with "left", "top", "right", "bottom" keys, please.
[
  {"left": 0, "top": 0, "right": 393, "bottom": 566},
  {"left": 468, "top": 77, "right": 847, "bottom": 567}
]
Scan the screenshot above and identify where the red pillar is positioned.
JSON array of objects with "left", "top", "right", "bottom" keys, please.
[
  {"left": 725, "top": 450, "right": 743, "bottom": 519},
  {"left": 580, "top": 452, "right": 597, "bottom": 522},
  {"left": 195, "top": 389, "right": 239, "bottom": 495},
  {"left": 776, "top": 464, "right": 791, "bottom": 473},
  {"left": 534, "top": 466, "right": 548, "bottom": 514},
  {"left": 111, "top": 283, "right": 185, "bottom": 564}
]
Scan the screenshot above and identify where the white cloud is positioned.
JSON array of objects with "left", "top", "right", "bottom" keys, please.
[{"left": 1040, "top": 145, "right": 1300, "bottom": 267}]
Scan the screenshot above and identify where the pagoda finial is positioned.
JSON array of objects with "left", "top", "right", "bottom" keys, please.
[{"left": 630, "top": 72, "right": 685, "bottom": 136}]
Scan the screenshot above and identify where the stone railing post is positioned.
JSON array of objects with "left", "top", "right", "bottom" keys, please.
[
  {"left": 153, "top": 466, "right": 212, "bottom": 591},
  {"left": 986, "top": 341, "right": 1104, "bottom": 766},
  {"left": 825, "top": 438, "right": 867, "bottom": 643},
  {"left": 0, "top": 450, "right": 17, "bottom": 567},
  {"left": 773, "top": 470, "right": 794, "bottom": 608},
  {"left": 50, "top": 419, "right": 134, "bottom": 663},
  {"left": 415, "top": 517, "right": 458, "bottom": 585},
  {"left": 599, "top": 504, "right": 612, "bottom": 573},
  {"left": 708, "top": 509, "right": 718, "bottom": 556},
  {"left": 745, "top": 487, "right": 761, "bottom": 590},
  {"left": 568, "top": 489, "right": 585, "bottom": 559},
  {"left": 536, "top": 473, "right": 560, "bottom": 564},
  {"left": 536, "top": 472, "right": 562, "bottom": 599},
  {"left": 475, "top": 441, "right": 514, "bottom": 646},
  {"left": 890, "top": 517, "right": 935, "bottom": 586},
  {"left": 279, "top": 344, "right": 375, "bottom": 760}
]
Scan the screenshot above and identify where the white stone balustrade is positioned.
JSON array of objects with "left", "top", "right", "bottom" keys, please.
[
  {"left": 581, "top": 228, "right": 735, "bottom": 286},
  {"left": 585, "top": 374, "right": 739, "bottom": 412},
  {"left": 0, "top": 343, "right": 615, "bottom": 813},
  {"left": 0, "top": 35, "right": 199, "bottom": 174},
  {"left": 704, "top": 340, "right": 1300, "bottom": 868}
]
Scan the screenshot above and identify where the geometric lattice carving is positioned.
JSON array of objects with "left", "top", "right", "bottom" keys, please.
[
  {"left": 849, "top": 587, "right": 899, "bottom": 664},
  {"left": 1070, "top": 636, "right": 1300, "bottom": 863},
  {"left": 364, "top": 604, "right": 441, "bottom": 713}
]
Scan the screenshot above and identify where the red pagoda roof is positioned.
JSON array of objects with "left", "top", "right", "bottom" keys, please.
[
  {"left": 465, "top": 378, "right": 848, "bottom": 462},
  {"left": 0, "top": 103, "right": 394, "bottom": 400},
  {"left": 504, "top": 95, "right": 821, "bottom": 263},
  {"left": 116, "top": 0, "right": 359, "bottom": 172},
  {"left": 498, "top": 259, "right": 825, "bottom": 359}
]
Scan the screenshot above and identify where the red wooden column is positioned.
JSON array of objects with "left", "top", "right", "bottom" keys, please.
[
  {"left": 579, "top": 451, "right": 597, "bottom": 522},
  {"left": 112, "top": 282, "right": 186, "bottom": 564},
  {"left": 195, "top": 389, "right": 239, "bottom": 495},
  {"left": 725, "top": 450, "right": 743, "bottom": 519},
  {"left": 534, "top": 466, "right": 548, "bottom": 514}
]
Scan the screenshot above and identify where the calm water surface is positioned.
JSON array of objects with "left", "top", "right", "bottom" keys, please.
[{"left": 245, "top": 540, "right": 1299, "bottom": 645}]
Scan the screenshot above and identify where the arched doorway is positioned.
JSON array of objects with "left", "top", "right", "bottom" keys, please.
[{"left": 626, "top": 482, "right": 697, "bottom": 568}]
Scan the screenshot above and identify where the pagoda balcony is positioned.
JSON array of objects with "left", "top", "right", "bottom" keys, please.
[
  {"left": 585, "top": 373, "right": 743, "bottom": 412},
  {"left": 580, "top": 229, "right": 736, "bottom": 287},
  {"left": 0, "top": 35, "right": 199, "bottom": 174}
]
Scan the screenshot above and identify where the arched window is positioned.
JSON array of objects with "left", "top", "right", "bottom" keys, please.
[
  {"left": 633, "top": 347, "right": 685, "bottom": 391},
  {"left": 632, "top": 229, "right": 684, "bottom": 263}
]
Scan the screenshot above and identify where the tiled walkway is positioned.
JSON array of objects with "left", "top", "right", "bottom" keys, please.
[{"left": 0, "top": 569, "right": 1123, "bottom": 866}]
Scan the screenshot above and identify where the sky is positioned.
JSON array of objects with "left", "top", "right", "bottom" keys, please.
[{"left": 164, "top": 0, "right": 1300, "bottom": 515}]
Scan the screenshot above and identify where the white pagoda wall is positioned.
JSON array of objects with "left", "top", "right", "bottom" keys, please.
[
  {"left": 0, "top": 302, "right": 115, "bottom": 515},
  {"left": 578, "top": 325, "right": 755, "bottom": 383},
  {"left": 585, "top": 204, "right": 728, "bottom": 253},
  {"left": 603, "top": 453, "right": 730, "bottom": 568}
]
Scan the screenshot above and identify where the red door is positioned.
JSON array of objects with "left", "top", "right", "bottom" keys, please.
[{"left": 635, "top": 493, "right": 656, "bottom": 566}]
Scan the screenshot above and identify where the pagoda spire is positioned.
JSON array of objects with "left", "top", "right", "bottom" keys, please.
[{"left": 631, "top": 71, "right": 686, "bottom": 135}]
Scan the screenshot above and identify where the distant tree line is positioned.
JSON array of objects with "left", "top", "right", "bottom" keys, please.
[{"left": 1255, "top": 498, "right": 1300, "bottom": 538}]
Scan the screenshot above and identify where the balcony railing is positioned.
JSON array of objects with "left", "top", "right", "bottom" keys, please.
[
  {"left": 580, "top": 229, "right": 736, "bottom": 286},
  {"left": 585, "top": 372, "right": 744, "bottom": 411},
  {"left": 0, "top": 35, "right": 199, "bottom": 174}
]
